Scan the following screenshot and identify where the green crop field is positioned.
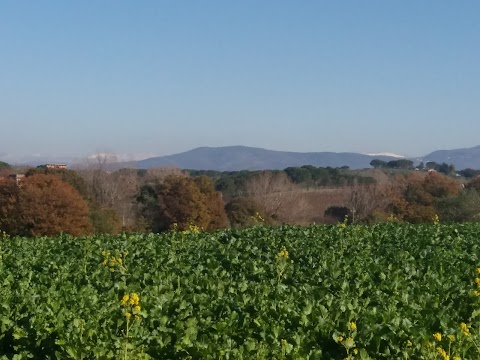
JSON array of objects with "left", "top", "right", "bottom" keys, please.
[{"left": 2, "top": 223, "right": 480, "bottom": 359}]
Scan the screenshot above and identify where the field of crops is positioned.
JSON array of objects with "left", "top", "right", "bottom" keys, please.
[{"left": 2, "top": 223, "right": 480, "bottom": 359}]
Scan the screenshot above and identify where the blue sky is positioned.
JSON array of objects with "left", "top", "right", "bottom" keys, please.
[{"left": 1, "top": 1, "right": 479, "bottom": 161}]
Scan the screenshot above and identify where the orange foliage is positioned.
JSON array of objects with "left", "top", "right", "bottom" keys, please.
[
  {"left": 387, "top": 172, "right": 461, "bottom": 223},
  {"left": 0, "top": 174, "right": 92, "bottom": 237}
]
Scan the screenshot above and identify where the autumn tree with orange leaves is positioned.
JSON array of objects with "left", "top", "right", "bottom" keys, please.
[
  {"left": 0, "top": 174, "right": 92, "bottom": 237},
  {"left": 387, "top": 171, "right": 461, "bottom": 223}
]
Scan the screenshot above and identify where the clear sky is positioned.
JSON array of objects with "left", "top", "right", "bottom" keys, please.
[{"left": 1, "top": 1, "right": 479, "bottom": 162}]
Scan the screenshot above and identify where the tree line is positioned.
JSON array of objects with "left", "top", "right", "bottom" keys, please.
[{"left": 1, "top": 158, "right": 480, "bottom": 237}]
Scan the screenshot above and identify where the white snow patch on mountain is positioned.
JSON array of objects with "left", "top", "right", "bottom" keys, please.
[{"left": 365, "top": 152, "right": 406, "bottom": 158}]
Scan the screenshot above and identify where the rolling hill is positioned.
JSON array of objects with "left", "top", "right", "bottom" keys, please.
[
  {"left": 420, "top": 145, "right": 480, "bottom": 170},
  {"left": 136, "top": 146, "right": 401, "bottom": 171}
]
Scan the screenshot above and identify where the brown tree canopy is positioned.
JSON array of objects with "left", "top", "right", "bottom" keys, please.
[
  {"left": 0, "top": 174, "right": 92, "bottom": 237},
  {"left": 155, "top": 175, "right": 228, "bottom": 232},
  {"left": 25, "top": 167, "right": 89, "bottom": 199},
  {"left": 387, "top": 172, "right": 461, "bottom": 223},
  {"left": 467, "top": 176, "right": 480, "bottom": 193}
]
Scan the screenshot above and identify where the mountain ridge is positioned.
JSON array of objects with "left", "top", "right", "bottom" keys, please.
[
  {"left": 4, "top": 145, "right": 480, "bottom": 171},
  {"left": 136, "top": 146, "right": 405, "bottom": 171}
]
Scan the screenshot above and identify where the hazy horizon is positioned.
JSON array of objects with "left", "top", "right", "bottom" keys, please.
[{"left": 1, "top": 1, "right": 479, "bottom": 161}]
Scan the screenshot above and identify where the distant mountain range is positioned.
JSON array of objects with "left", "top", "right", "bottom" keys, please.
[
  {"left": 136, "top": 145, "right": 480, "bottom": 171},
  {"left": 136, "top": 146, "right": 402, "bottom": 171},
  {"left": 419, "top": 145, "right": 480, "bottom": 170},
  {"left": 5, "top": 145, "right": 480, "bottom": 171}
]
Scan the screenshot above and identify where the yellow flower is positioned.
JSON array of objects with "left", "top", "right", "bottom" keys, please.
[
  {"left": 433, "top": 332, "right": 442, "bottom": 342},
  {"left": 349, "top": 322, "right": 357, "bottom": 331},
  {"left": 453, "top": 356, "right": 461, "bottom": 360},
  {"left": 120, "top": 294, "right": 130, "bottom": 307},
  {"left": 125, "top": 312, "right": 132, "bottom": 319},
  {"left": 130, "top": 292, "right": 140, "bottom": 306},
  {"left": 475, "top": 278, "right": 480, "bottom": 286},
  {"left": 277, "top": 246, "right": 289, "bottom": 260},
  {"left": 337, "top": 336, "right": 344, "bottom": 342},
  {"left": 406, "top": 340, "right": 413, "bottom": 347},
  {"left": 281, "top": 339, "right": 287, "bottom": 346},
  {"left": 460, "top": 323, "right": 471, "bottom": 336},
  {"left": 436, "top": 347, "right": 446, "bottom": 357},
  {"left": 102, "top": 259, "right": 107, "bottom": 266},
  {"left": 476, "top": 267, "right": 480, "bottom": 274},
  {"left": 447, "top": 334, "right": 455, "bottom": 342},
  {"left": 353, "top": 348, "right": 358, "bottom": 355},
  {"left": 133, "top": 305, "right": 141, "bottom": 312},
  {"left": 473, "top": 290, "right": 479, "bottom": 297}
]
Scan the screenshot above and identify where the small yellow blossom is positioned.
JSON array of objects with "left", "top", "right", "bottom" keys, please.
[
  {"left": 453, "top": 356, "right": 461, "bottom": 360},
  {"left": 460, "top": 323, "right": 471, "bottom": 337},
  {"left": 133, "top": 305, "right": 141, "bottom": 312},
  {"left": 251, "top": 212, "right": 265, "bottom": 223},
  {"left": 433, "top": 332, "right": 442, "bottom": 342},
  {"left": 349, "top": 322, "right": 357, "bottom": 331},
  {"left": 277, "top": 246, "right": 289, "bottom": 260},
  {"left": 406, "top": 340, "right": 413, "bottom": 347},
  {"left": 120, "top": 294, "right": 130, "bottom": 307},
  {"left": 473, "top": 290, "right": 479, "bottom": 297},
  {"left": 130, "top": 293, "right": 140, "bottom": 306},
  {"left": 125, "top": 312, "right": 132, "bottom": 319},
  {"left": 436, "top": 347, "right": 447, "bottom": 357},
  {"left": 476, "top": 267, "right": 480, "bottom": 274},
  {"left": 447, "top": 334, "right": 455, "bottom": 342},
  {"left": 337, "top": 336, "right": 344, "bottom": 342},
  {"left": 353, "top": 348, "right": 358, "bottom": 355}
]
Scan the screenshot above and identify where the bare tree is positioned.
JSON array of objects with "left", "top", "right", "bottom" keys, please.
[
  {"left": 78, "top": 152, "right": 140, "bottom": 230},
  {"left": 243, "top": 171, "right": 303, "bottom": 223},
  {"left": 346, "top": 179, "right": 389, "bottom": 223}
]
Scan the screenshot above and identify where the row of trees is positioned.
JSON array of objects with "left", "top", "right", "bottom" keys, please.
[
  {"left": 370, "top": 159, "right": 457, "bottom": 176},
  {"left": 191, "top": 166, "right": 375, "bottom": 199},
  {"left": 325, "top": 171, "right": 479, "bottom": 224},
  {"left": 1, "top": 158, "right": 480, "bottom": 237}
]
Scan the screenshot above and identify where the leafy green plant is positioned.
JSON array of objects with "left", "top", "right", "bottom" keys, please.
[{"left": 2, "top": 224, "right": 480, "bottom": 358}]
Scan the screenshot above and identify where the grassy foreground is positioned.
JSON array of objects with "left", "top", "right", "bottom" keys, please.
[{"left": 2, "top": 223, "right": 480, "bottom": 359}]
